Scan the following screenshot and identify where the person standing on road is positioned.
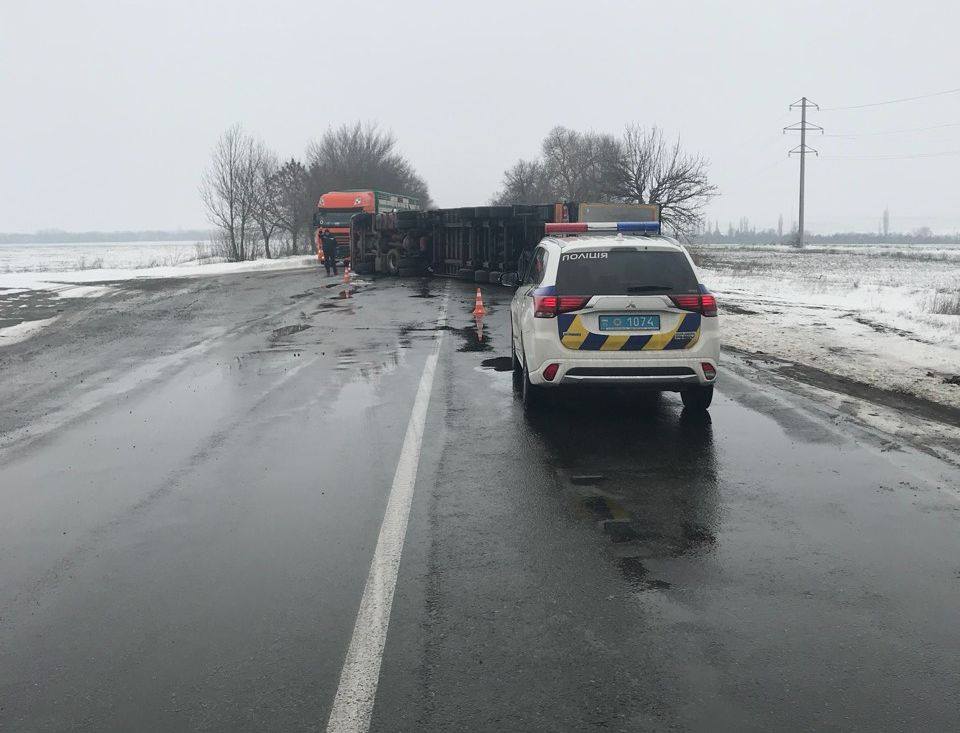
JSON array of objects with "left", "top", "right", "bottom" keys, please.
[{"left": 321, "top": 229, "right": 338, "bottom": 277}]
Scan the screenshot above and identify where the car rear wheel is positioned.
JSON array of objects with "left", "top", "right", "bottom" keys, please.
[
  {"left": 521, "top": 361, "right": 542, "bottom": 410},
  {"left": 385, "top": 249, "right": 400, "bottom": 275},
  {"left": 680, "top": 385, "right": 714, "bottom": 411},
  {"left": 511, "top": 323, "right": 522, "bottom": 390}
]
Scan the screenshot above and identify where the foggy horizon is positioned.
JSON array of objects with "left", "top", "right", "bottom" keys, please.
[{"left": 2, "top": 0, "right": 958, "bottom": 234}]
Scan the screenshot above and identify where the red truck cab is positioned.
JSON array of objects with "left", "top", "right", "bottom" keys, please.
[{"left": 314, "top": 190, "right": 421, "bottom": 264}]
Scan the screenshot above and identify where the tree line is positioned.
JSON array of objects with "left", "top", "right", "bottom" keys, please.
[
  {"left": 201, "top": 121, "right": 719, "bottom": 262},
  {"left": 492, "top": 125, "right": 718, "bottom": 236},
  {"left": 695, "top": 228, "right": 960, "bottom": 245},
  {"left": 201, "top": 122, "right": 431, "bottom": 261}
]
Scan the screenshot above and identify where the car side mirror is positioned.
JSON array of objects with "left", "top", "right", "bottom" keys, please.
[{"left": 500, "top": 272, "right": 520, "bottom": 288}]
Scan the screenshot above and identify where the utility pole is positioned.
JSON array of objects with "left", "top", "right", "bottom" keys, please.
[{"left": 784, "top": 98, "right": 822, "bottom": 247}]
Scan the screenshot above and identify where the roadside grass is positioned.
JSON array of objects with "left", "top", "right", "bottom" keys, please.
[
  {"left": 74, "top": 256, "right": 105, "bottom": 270},
  {"left": 928, "top": 291, "right": 960, "bottom": 315}
]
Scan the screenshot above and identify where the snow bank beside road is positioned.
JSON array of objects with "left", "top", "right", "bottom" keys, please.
[
  {"left": 694, "top": 243, "right": 960, "bottom": 411},
  {"left": 0, "top": 316, "right": 60, "bottom": 346}
]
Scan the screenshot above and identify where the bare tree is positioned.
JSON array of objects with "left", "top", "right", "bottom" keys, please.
[
  {"left": 306, "top": 121, "right": 431, "bottom": 205},
  {"left": 541, "top": 126, "right": 620, "bottom": 201},
  {"left": 492, "top": 124, "right": 717, "bottom": 237},
  {"left": 250, "top": 144, "right": 281, "bottom": 259},
  {"left": 609, "top": 125, "right": 717, "bottom": 236},
  {"left": 200, "top": 124, "right": 261, "bottom": 261},
  {"left": 491, "top": 159, "right": 554, "bottom": 205},
  {"left": 268, "top": 158, "right": 314, "bottom": 254}
]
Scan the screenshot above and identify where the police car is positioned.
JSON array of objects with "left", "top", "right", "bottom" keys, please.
[{"left": 504, "top": 221, "right": 719, "bottom": 411}]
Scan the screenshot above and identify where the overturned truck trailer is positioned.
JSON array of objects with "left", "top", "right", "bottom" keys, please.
[{"left": 348, "top": 202, "right": 660, "bottom": 282}]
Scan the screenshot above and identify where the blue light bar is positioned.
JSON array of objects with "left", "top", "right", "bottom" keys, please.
[{"left": 616, "top": 221, "right": 660, "bottom": 233}]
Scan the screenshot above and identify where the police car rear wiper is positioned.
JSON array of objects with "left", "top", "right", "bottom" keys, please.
[{"left": 626, "top": 285, "right": 673, "bottom": 292}]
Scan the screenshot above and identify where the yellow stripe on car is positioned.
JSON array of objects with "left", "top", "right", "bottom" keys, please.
[
  {"left": 642, "top": 321, "right": 683, "bottom": 350},
  {"left": 560, "top": 315, "right": 590, "bottom": 349},
  {"left": 600, "top": 334, "right": 629, "bottom": 351}
]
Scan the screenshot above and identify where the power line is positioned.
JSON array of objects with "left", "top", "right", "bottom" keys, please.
[
  {"left": 820, "top": 85, "right": 960, "bottom": 111},
  {"left": 824, "top": 121, "right": 960, "bottom": 138},
  {"left": 822, "top": 149, "right": 960, "bottom": 160}
]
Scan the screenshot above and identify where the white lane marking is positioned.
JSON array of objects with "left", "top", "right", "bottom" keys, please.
[{"left": 326, "top": 299, "right": 448, "bottom": 733}]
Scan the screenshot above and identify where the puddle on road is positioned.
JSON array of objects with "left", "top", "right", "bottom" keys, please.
[
  {"left": 408, "top": 278, "right": 440, "bottom": 298},
  {"left": 398, "top": 322, "right": 454, "bottom": 340},
  {"left": 571, "top": 474, "right": 606, "bottom": 485},
  {"left": 457, "top": 320, "right": 493, "bottom": 352},
  {"left": 480, "top": 356, "right": 512, "bottom": 372},
  {"left": 528, "top": 400, "right": 720, "bottom": 593}
]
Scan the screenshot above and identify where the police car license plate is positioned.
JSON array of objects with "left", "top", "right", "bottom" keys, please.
[{"left": 598, "top": 314, "right": 660, "bottom": 331}]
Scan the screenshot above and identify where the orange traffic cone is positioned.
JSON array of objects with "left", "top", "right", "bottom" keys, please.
[
  {"left": 343, "top": 266, "right": 351, "bottom": 285},
  {"left": 472, "top": 288, "right": 487, "bottom": 317}
]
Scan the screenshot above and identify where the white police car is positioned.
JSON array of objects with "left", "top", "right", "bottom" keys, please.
[{"left": 504, "top": 221, "right": 719, "bottom": 411}]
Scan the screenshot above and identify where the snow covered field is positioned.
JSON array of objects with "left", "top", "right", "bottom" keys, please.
[
  {"left": 0, "top": 240, "right": 209, "bottom": 273},
  {"left": 0, "top": 250, "right": 317, "bottom": 344},
  {"left": 692, "top": 242, "right": 960, "bottom": 410}
]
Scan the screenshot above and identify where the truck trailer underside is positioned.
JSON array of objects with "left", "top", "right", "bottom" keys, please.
[{"left": 349, "top": 202, "right": 660, "bottom": 282}]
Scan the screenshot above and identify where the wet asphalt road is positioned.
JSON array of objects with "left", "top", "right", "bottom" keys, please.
[{"left": 1, "top": 268, "right": 959, "bottom": 732}]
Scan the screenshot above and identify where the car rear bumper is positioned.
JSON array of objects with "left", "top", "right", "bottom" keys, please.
[{"left": 530, "top": 357, "right": 718, "bottom": 389}]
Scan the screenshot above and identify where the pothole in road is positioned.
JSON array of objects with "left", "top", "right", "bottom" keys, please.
[
  {"left": 574, "top": 492, "right": 717, "bottom": 588},
  {"left": 290, "top": 290, "right": 319, "bottom": 300},
  {"left": 329, "top": 288, "right": 361, "bottom": 299},
  {"left": 616, "top": 557, "right": 672, "bottom": 590},
  {"left": 271, "top": 324, "right": 312, "bottom": 339}
]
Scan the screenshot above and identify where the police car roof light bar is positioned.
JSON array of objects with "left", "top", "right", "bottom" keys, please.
[
  {"left": 544, "top": 223, "right": 588, "bottom": 234},
  {"left": 544, "top": 221, "right": 660, "bottom": 235}
]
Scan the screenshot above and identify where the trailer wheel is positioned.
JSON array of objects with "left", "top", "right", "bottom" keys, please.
[{"left": 386, "top": 249, "right": 400, "bottom": 275}]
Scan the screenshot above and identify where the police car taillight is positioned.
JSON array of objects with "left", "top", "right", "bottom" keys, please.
[
  {"left": 670, "top": 293, "right": 718, "bottom": 317},
  {"left": 701, "top": 362, "right": 717, "bottom": 380},
  {"left": 534, "top": 295, "right": 590, "bottom": 318}
]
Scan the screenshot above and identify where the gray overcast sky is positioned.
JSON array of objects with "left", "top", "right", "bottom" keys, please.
[{"left": 2, "top": 0, "right": 958, "bottom": 233}]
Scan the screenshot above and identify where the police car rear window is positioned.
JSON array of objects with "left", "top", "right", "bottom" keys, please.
[{"left": 555, "top": 249, "right": 697, "bottom": 295}]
